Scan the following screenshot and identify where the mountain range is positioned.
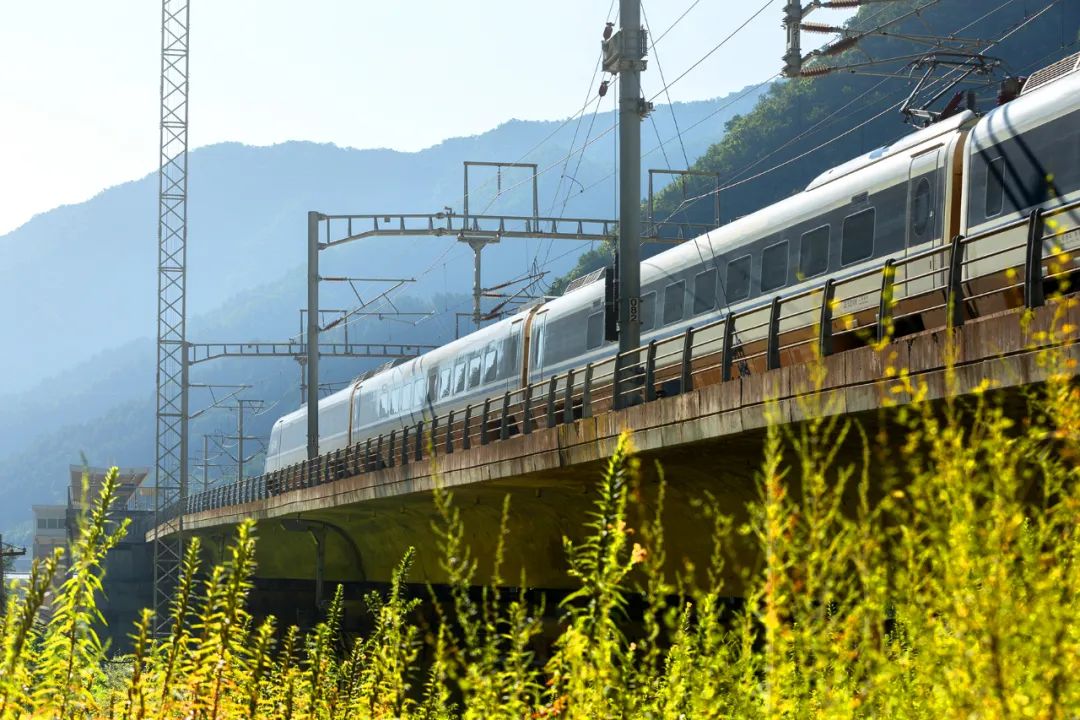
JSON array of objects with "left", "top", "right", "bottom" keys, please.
[{"left": 0, "top": 89, "right": 766, "bottom": 553}]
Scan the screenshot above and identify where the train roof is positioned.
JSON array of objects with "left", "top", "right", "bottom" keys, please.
[
  {"left": 1021, "top": 50, "right": 1080, "bottom": 96},
  {"left": 805, "top": 110, "right": 975, "bottom": 192},
  {"left": 969, "top": 52, "right": 1080, "bottom": 152}
]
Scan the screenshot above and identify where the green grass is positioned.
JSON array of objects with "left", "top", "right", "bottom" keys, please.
[{"left": 3, "top": 302, "right": 1079, "bottom": 719}]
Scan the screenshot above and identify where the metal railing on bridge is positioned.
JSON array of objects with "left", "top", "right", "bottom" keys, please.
[{"left": 166, "top": 201, "right": 1079, "bottom": 524}]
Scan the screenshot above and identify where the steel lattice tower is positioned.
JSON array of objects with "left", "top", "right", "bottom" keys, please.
[{"left": 154, "top": 0, "right": 190, "bottom": 633}]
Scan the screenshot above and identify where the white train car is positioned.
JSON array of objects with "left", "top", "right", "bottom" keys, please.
[
  {"left": 962, "top": 52, "right": 1080, "bottom": 312},
  {"left": 264, "top": 52, "right": 1080, "bottom": 475},
  {"left": 534, "top": 111, "right": 972, "bottom": 385},
  {"left": 265, "top": 313, "right": 529, "bottom": 472}
]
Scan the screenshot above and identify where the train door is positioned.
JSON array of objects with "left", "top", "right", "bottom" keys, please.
[{"left": 903, "top": 147, "right": 944, "bottom": 301}]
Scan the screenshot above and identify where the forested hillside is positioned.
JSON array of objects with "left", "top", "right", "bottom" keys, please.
[{"left": 551, "top": 0, "right": 1080, "bottom": 291}]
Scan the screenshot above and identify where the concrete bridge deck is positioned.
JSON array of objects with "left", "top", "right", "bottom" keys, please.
[{"left": 152, "top": 295, "right": 1079, "bottom": 594}]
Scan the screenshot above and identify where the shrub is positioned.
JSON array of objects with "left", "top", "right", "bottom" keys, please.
[{"left": 2, "top": 314, "right": 1078, "bottom": 718}]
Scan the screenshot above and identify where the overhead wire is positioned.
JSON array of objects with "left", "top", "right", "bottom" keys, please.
[
  {"left": 477, "top": 0, "right": 781, "bottom": 216},
  {"left": 641, "top": 0, "right": 691, "bottom": 168},
  {"left": 654, "top": 0, "right": 1061, "bottom": 223},
  {"left": 646, "top": 0, "right": 778, "bottom": 104}
]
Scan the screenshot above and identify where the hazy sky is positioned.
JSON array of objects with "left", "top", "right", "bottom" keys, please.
[{"left": 0, "top": 1, "right": 852, "bottom": 235}]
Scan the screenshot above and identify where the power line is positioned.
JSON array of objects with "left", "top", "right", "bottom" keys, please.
[
  {"left": 726, "top": 77, "right": 892, "bottom": 185},
  {"left": 647, "top": 0, "right": 778, "bottom": 104},
  {"left": 651, "top": 0, "right": 704, "bottom": 47},
  {"left": 655, "top": 0, "right": 1063, "bottom": 222},
  {"left": 641, "top": 0, "right": 691, "bottom": 168},
  {"left": 546, "top": 0, "right": 618, "bottom": 219},
  {"left": 478, "top": 1, "right": 779, "bottom": 217},
  {"left": 576, "top": 75, "right": 779, "bottom": 198}
]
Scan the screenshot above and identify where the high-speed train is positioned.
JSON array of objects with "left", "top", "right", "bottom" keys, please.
[{"left": 266, "top": 52, "right": 1080, "bottom": 473}]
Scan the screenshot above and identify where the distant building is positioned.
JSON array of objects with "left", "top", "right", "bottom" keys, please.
[
  {"left": 31, "top": 504, "right": 68, "bottom": 565},
  {"left": 30, "top": 466, "right": 155, "bottom": 651},
  {"left": 67, "top": 465, "right": 151, "bottom": 511}
]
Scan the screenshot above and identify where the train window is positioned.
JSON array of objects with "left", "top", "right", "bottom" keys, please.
[
  {"left": 799, "top": 226, "right": 829, "bottom": 279},
  {"left": 640, "top": 292, "right": 656, "bottom": 331},
  {"left": 842, "top": 208, "right": 875, "bottom": 266},
  {"left": 911, "top": 177, "right": 933, "bottom": 240},
  {"left": 761, "top": 241, "right": 789, "bottom": 293},
  {"left": 693, "top": 268, "right": 717, "bottom": 315},
  {"left": 439, "top": 368, "right": 452, "bottom": 399},
  {"left": 985, "top": 157, "right": 1005, "bottom": 217},
  {"left": 725, "top": 255, "right": 751, "bottom": 302},
  {"left": 663, "top": 281, "right": 685, "bottom": 326},
  {"left": 378, "top": 390, "right": 388, "bottom": 418},
  {"left": 467, "top": 354, "right": 482, "bottom": 388},
  {"left": 483, "top": 346, "right": 498, "bottom": 383},
  {"left": 586, "top": 311, "right": 604, "bottom": 350},
  {"left": 453, "top": 359, "right": 467, "bottom": 394}
]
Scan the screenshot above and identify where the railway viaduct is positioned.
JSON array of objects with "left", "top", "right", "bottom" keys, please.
[{"left": 148, "top": 287, "right": 1079, "bottom": 618}]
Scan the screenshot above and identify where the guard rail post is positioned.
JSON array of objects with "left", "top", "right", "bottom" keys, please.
[
  {"left": 401, "top": 426, "right": 409, "bottom": 466},
  {"left": 463, "top": 405, "right": 472, "bottom": 450},
  {"left": 364, "top": 438, "right": 373, "bottom": 472},
  {"left": 376, "top": 434, "right": 384, "bottom": 470},
  {"left": 430, "top": 416, "right": 439, "bottom": 456},
  {"left": 681, "top": 327, "right": 695, "bottom": 391},
  {"left": 445, "top": 410, "right": 454, "bottom": 454},
  {"left": 415, "top": 421, "right": 423, "bottom": 461},
  {"left": 645, "top": 340, "right": 657, "bottom": 401},
  {"left": 500, "top": 392, "right": 511, "bottom": 441},
  {"left": 523, "top": 384, "right": 533, "bottom": 435},
  {"left": 1025, "top": 208, "right": 1046, "bottom": 309},
  {"left": 877, "top": 259, "right": 896, "bottom": 343},
  {"left": 819, "top": 279, "right": 836, "bottom": 357},
  {"left": 767, "top": 297, "right": 781, "bottom": 371},
  {"left": 947, "top": 234, "right": 966, "bottom": 328},
  {"left": 721, "top": 313, "right": 735, "bottom": 382},
  {"left": 546, "top": 377, "right": 557, "bottom": 428},
  {"left": 563, "top": 369, "right": 575, "bottom": 424},
  {"left": 582, "top": 364, "right": 594, "bottom": 418},
  {"left": 388, "top": 430, "right": 396, "bottom": 468},
  {"left": 481, "top": 399, "right": 491, "bottom": 445}
]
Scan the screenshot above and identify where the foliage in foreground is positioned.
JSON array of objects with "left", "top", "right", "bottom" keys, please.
[{"left": 3, "top": 316, "right": 1080, "bottom": 719}]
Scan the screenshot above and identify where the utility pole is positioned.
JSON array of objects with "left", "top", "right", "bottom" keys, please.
[
  {"left": 307, "top": 211, "right": 320, "bottom": 462},
  {"left": 196, "top": 435, "right": 215, "bottom": 492},
  {"left": 231, "top": 399, "right": 264, "bottom": 482},
  {"left": 0, "top": 535, "right": 26, "bottom": 610},
  {"left": 461, "top": 161, "right": 539, "bottom": 330},
  {"left": 153, "top": 0, "right": 190, "bottom": 636},
  {"left": 783, "top": 0, "right": 804, "bottom": 78},
  {"left": 604, "top": 0, "right": 648, "bottom": 404}
]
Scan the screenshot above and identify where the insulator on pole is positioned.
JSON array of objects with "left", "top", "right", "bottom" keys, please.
[
  {"left": 818, "top": 36, "right": 860, "bottom": 56},
  {"left": 801, "top": 22, "right": 845, "bottom": 34},
  {"left": 800, "top": 65, "right": 835, "bottom": 77},
  {"left": 599, "top": 79, "right": 610, "bottom": 98},
  {"left": 782, "top": 0, "right": 804, "bottom": 78}
]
